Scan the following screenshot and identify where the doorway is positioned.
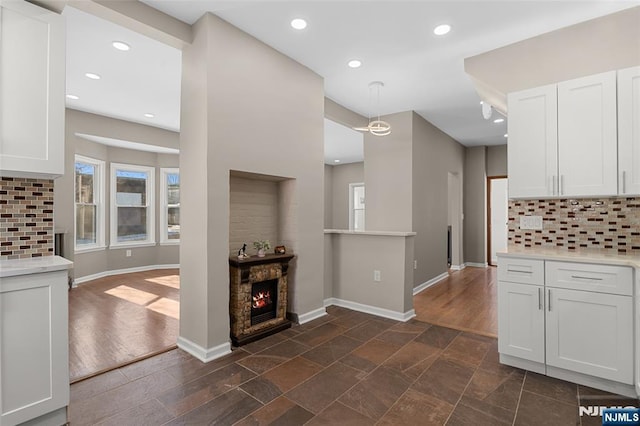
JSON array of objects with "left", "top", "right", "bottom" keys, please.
[{"left": 487, "top": 176, "right": 508, "bottom": 266}]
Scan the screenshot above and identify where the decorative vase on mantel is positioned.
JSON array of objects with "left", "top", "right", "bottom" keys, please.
[
  {"left": 253, "top": 240, "right": 271, "bottom": 258},
  {"left": 257, "top": 248, "right": 265, "bottom": 257}
]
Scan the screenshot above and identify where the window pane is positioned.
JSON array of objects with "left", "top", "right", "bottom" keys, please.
[
  {"left": 116, "top": 170, "right": 147, "bottom": 206},
  {"left": 168, "top": 206, "right": 180, "bottom": 240},
  {"left": 76, "top": 204, "right": 96, "bottom": 245},
  {"left": 75, "top": 162, "right": 95, "bottom": 204},
  {"left": 354, "top": 209, "right": 365, "bottom": 231},
  {"left": 167, "top": 173, "right": 180, "bottom": 204},
  {"left": 117, "top": 207, "right": 147, "bottom": 242},
  {"left": 354, "top": 186, "right": 365, "bottom": 209}
]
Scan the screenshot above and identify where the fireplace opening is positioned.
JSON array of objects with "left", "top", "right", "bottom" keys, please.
[{"left": 251, "top": 279, "right": 278, "bottom": 326}]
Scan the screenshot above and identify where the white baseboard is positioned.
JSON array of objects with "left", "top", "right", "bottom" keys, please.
[
  {"left": 325, "top": 298, "right": 415, "bottom": 322},
  {"left": 413, "top": 272, "right": 449, "bottom": 295},
  {"left": 74, "top": 264, "right": 180, "bottom": 286},
  {"left": 297, "top": 307, "right": 327, "bottom": 324},
  {"left": 449, "top": 263, "right": 466, "bottom": 271},
  {"left": 466, "top": 262, "right": 489, "bottom": 268},
  {"left": 177, "top": 336, "right": 231, "bottom": 363}
]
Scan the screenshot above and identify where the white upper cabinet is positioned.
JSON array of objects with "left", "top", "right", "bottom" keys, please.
[
  {"left": 507, "top": 70, "right": 621, "bottom": 199},
  {"left": 0, "top": 0, "right": 65, "bottom": 179},
  {"left": 618, "top": 66, "right": 640, "bottom": 195},
  {"left": 557, "top": 71, "right": 618, "bottom": 197},
  {"left": 508, "top": 85, "right": 558, "bottom": 198}
]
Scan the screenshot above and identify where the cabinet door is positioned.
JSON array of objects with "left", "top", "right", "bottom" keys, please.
[
  {"left": 0, "top": 0, "right": 65, "bottom": 178},
  {"left": 0, "top": 271, "right": 69, "bottom": 425},
  {"left": 507, "top": 85, "right": 558, "bottom": 198},
  {"left": 546, "top": 288, "right": 633, "bottom": 384},
  {"left": 557, "top": 71, "right": 617, "bottom": 197},
  {"left": 498, "top": 281, "right": 545, "bottom": 363},
  {"left": 618, "top": 66, "right": 640, "bottom": 195}
]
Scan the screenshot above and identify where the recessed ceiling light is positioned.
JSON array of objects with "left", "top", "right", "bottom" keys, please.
[
  {"left": 493, "top": 118, "right": 505, "bottom": 123},
  {"left": 291, "top": 18, "right": 307, "bottom": 30},
  {"left": 112, "top": 41, "right": 130, "bottom": 51},
  {"left": 66, "top": 94, "right": 79, "bottom": 100},
  {"left": 433, "top": 24, "right": 451, "bottom": 36},
  {"left": 144, "top": 113, "right": 155, "bottom": 118},
  {"left": 504, "top": 133, "right": 509, "bottom": 138},
  {"left": 85, "top": 72, "right": 101, "bottom": 80},
  {"left": 348, "top": 60, "right": 362, "bottom": 69},
  {"left": 334, "top": 159, "right": 341, "bottom": 163}
]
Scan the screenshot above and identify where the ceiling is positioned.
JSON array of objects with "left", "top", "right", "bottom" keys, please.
[{"left": 64, "top": 1, "right": 639, "bottom": 162}]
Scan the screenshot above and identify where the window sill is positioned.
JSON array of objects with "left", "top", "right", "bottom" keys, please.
[
  {"left": 75, "top": 245, "right": 107, "bottom": 254},
  {"left": 160, "top": 241, "right": 180, "bottom": 246},
  {"left": 109, "top": 242, "right": 157, "bottom": 250}
]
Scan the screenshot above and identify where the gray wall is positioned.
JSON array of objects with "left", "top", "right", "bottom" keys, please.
[
  {"left": 180, "top": 13, "right": 324, "bottom": 351},
  {"left": 330, "top": 162, "right": 364, "bottom": 230},
  {"left": 463, "top": 146, "right": 487, "bottom": 265},
  {"left": 487, "top": 144, "right": 508, "bottom": 177},
  {"left": 324, "top": 164, "right": 333, "bottom": 228},
  {"left": 54, "top": 109, "right": 180, "bottom": 280},
  {"left": 412, "top": 112, "right": 465, "bottom": 285},
  {"left": 229, "top": 176, "right": 279, "bottom": 256}
]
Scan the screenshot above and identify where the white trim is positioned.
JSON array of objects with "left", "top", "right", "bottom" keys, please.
[
  {"left": 348, "top": 182, "right": 365, "bottom": 231},
  {"left": 74, "top": 155, "right": 106, "bottom": 252},
  {"left": 413, "top": 272, "right": 449, "bottom": 295},
  {"left": 110, "top": 162, "right": 155, "bottom": 248},
  {"left": 297, "top": 307, "right": 327, "bottom": 324},
  {"left": 324, "top": 298, "right": 416, "bottom": 322},
  {"left": 177, "top": 336, "right": 231, "bottom": 363},
  {"left": 449, "top": 264, "right": 466, "bottom": 271},
  {"left": 466, "top": 262, "right": 489, "bottom": 268},
  {"left": 73, "top": 264, "right": 179, "bottom": 286},
  {"left": 160, "top": 168, "right": 180, "bottom": 244},
  {"left": 74, "top": 245, "right": 107, "bottom": 254},
  {"left": 108, "top": 242, "right": 157, "bottom": 249},
  {"left": 160, "top": 241, "right": 180, "bottom": 246}
]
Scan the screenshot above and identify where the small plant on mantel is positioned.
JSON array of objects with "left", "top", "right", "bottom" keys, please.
[{"left": 253, "top": 240, "right": 271, "bottom": 257}]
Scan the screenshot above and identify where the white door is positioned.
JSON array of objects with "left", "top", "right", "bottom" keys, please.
[
  {"left": 557, "top": 71, "right": 618, "bottom": 197},
  {"left": 507, "top": 84, "right": 558, "bottom": 198},
  {"left": 498, "top": 281, "right": 545, "bottom": 363},
  {"left": 618, "top": 66, "right": 640, "bottom": 195},
  {"left": 546, "top": 287, "right": 633, "bottom": 384},
  {"left": 490, "top": 178, "right": 508, "bottom": 265}
]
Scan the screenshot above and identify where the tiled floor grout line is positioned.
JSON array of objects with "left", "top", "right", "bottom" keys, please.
[{"left": 512, "top": 370, "right": 527, "bottom": 426}]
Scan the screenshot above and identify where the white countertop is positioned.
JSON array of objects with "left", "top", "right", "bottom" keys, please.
[
  {"left": 0, "top": 256, "right": 73, "bottom": 278},
  {"left": 324, "top": 229, "right": 417, "bottom": 237},
  {"left": 497, "top": 246, "right": 640, "bottom": 268}
]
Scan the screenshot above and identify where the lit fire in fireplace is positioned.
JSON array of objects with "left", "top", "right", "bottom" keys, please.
[{"left": 252, "top": 290, "right": 272, "bottom": 309}]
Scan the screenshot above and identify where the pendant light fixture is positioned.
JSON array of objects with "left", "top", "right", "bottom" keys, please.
[{"left": 353, "top": 81, "right": 391, "bottom": 136}]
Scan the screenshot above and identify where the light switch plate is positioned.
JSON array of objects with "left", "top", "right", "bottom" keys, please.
[{"left": 520, "top": 215, "right": 543, "bottom": 230}]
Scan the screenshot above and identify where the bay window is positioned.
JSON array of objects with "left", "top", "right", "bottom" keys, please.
[{"left": 74, "top": 155, "right": 105, "bottom": 251}]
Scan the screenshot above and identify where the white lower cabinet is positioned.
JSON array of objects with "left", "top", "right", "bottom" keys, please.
[
  {"left": 498, "top": 257, "right": 635, "bottom": 394},
  {"left": 498, "top": 281, "right": 545, "bottom": 363},
  {"left": 0, "top": 269, "right": 70, "bottom": 426},
  {"left": 546, "top": 287, "right": 633, "bottom": 384}
]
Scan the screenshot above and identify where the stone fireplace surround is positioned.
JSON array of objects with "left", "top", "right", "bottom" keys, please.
[{"left": 229, "top": 253, "right": 294, "bottom": 346}]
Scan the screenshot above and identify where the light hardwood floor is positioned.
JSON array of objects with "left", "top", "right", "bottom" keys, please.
[
  {"left": 413, "top": 266, "right": 497, "bottom": 337},
  {"left": 69, "top": 269, "right": 179, "bottom": 383}
]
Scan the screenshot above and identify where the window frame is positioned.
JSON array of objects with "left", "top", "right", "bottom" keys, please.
[
  {"left": 349, "top": 182, "right": 365, "bottom": 231},
  {"left": 160, "top": 167, "right": 180, "bottom": 245},
  {"left": 74, "top": 155, "right": 106, "bottom": 253},
  {"left": 109, "top": 162, "right": 156, "bottom": 248}
]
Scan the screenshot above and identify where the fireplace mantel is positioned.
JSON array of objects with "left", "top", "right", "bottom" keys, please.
[{"left": 228, "top": 253, "right": 295, "bottom": 346}]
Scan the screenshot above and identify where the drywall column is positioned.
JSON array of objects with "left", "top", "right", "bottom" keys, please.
[
  {"left": 179, "top": 13, "right": 324, "bottom": 360},
  {"left": 463, "top": 146, "right": 487, "bottom": 265},
  {"left": 364, "top": 111, "right": 413, "bottom": 231}
]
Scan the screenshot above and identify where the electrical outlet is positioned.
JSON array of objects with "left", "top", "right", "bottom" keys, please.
[
  {"left": 125, "top": 249, "right": 132, "bottom": 257},
  {"left": 373, "top": 270, "right": 381, "bottom": 282},
  {"left": 414, "top": 260, "right": 418, "bottom": 270},
  {"left": 519, "top": 215, "right": 543, "bottom": 230}
]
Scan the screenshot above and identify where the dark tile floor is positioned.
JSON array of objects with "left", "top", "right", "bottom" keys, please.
[{"left": 69, "top": 306, "right": 638, "bottom": 425}]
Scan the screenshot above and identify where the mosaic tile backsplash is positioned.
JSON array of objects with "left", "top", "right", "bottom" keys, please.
[
  {"left": 508, "top": 198, "right": 640, "bottom": 254},
  {"left": 0, "top": 177, "right": 54, "bottom": 259}
]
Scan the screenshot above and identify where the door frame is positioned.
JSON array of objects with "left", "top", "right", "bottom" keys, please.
[{"left": 487, "top": 175, "right": 508, "bottom": 266}]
